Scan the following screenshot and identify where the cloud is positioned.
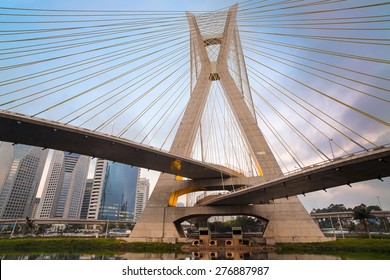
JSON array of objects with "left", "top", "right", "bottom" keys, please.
[{"left": 299, "top": 177, "right": 390, "bottom": 212}]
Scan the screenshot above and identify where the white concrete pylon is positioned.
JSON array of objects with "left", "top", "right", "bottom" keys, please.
[{"left": 129, "top": 4, "right": 328, "bottom": 243}]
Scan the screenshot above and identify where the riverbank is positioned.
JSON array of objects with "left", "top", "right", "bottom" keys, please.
[
  {"left": 277, "top": 238, "right": 390, "bottom": 259},
  {"left": 1, "top": 237, "right": 390, "bottom": 259},
  {"left": 0, "top": 238, "right": 184, "bottom": 255}
]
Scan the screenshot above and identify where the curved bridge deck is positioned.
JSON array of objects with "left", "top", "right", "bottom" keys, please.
[{"left": 0, "top": 110, "right": 242, "bottom": 180}]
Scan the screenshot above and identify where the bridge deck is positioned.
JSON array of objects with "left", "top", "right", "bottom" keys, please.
[
  {"left": 199, "top": 146, "right": 390, "bottom": 205},
  {"left": 0, "top": 110, "right": 242, "bottom": 180}
]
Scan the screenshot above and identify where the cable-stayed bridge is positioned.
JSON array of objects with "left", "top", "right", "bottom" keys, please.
[
  {"left": 0, "top": 1, "right": 389, "bottom": 242},
  {"left": 1, "top": 110, "right": 389, "bottom": 204}
]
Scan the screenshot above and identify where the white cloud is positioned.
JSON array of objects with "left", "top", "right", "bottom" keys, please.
[{"left": 299, "top": 177, "right": 390, "bottom": 212}]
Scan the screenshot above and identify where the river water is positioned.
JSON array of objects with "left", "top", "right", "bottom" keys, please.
[{"left": 1, "top": 251, "right": 341, "bottom": 260}]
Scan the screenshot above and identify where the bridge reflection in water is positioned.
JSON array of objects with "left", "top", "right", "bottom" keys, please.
[{"left": 0, "top": 252, "right": 341, "bottom": 260}]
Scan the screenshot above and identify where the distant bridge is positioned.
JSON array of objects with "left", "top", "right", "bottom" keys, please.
[{"left": 311, "top": 211, "right": 390, "bottom": 219}]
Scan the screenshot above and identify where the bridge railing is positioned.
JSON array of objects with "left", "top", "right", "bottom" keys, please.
[{"left": 283, "top": 144, "right": 390, "bottom": 177}]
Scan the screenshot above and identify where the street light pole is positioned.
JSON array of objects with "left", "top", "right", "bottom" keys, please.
[
  {"left": 10, "top": 219, "right": 18, "bottom": 239},
  {"left": 105, "top": 220, "right": 109, "bottom": 238}
]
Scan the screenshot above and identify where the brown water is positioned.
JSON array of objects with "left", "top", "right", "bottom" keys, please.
[{"left": 0, "top": 251, "right": 341, "bottom": 260}]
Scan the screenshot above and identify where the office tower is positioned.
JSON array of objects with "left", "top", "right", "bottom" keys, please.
[
  {"left": 37, "top": 151, "right": 90, "bottom": 219},
  {"left": 186, "top": 192, "right": 199, "bottom": 207},
  {"left": 0, "top": 142, "right": 48, "bottom": 219},
  {"left": 134, "top": 177, "right": 150, "bottom": 222},
  {"left": 87, "top": 159, "right": 139, "bottom": 221},
  {"left": 87, "top": 159, "right": 106, "bottom": 220},
  {"left": 30, "top": 197, "right": 41, "bottom": 219},
  {"left": 80, "top": 179, "right": 93, "bottom": 219}
]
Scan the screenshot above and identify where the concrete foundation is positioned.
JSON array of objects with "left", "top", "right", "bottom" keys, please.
[{"left": 127, "top": 195, "right": 332, "bottom": 243}]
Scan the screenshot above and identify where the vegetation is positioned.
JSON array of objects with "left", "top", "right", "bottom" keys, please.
[
  {"left": 0, "top": 238, "right": 184, "bottom": 255},
  {"left": 2, "top": 237, "right": 389, "bottom": 260},
  {"left": 311, "top": 203, "right": 381, "bottom": 215},
  {"left": 277, "top": 238, "right": 390, "bottom": 258},
  {"left": 353, "top": 204, "right": 375, "bottom": 238},
  {"left": 312, "top": 203, "right": 353, "bottom": 213},
  {"left": 311, "top": 203, "right": 388, "bottom": 235},
  {"left": 0, "top": 218, "right": 134, "bottom": 238},
  {"left": 191, "top": 216, "right": 265, "bottom": 233}
]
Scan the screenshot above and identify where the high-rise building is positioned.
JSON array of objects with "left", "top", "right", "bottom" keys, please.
[
  {"left": 87, "top": 159, "right": 139, "bottom": 221},
  {"left": 134, "top": 177, "right": 150, "bottom": 222},
  {"left": 186, "top": 192, "right": 199, "bottom": 207},
  {"left": 0, "top": 142, "right": 48, "bottom": 219},
  {"left": 30, "top": 197, "right": 41, "bottom": 219},
  {"left": 80, "top": 179, "right": 93, "bottom": 219},
  {"left": 87, "top": 159, "right": 106, "bottom": 220},
  {"left": 37, "top": 151, "right": 90, "bottom": 219}
]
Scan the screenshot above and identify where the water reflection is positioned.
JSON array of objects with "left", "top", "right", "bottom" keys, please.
[
  {"left": 1, "top": 251, "right": 340, "bottom": 260},
  {"left": 178, "top": 251, "right": 340, "bottom": 260}
]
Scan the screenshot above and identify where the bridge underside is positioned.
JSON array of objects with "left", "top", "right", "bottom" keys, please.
[
  {"left": 128, "top": 147, "right": 389, "bottom": 243},
  {"left": 199, "top": 147, "right": 390, "bottom": 206},
  {"left": 0, "top": 110, "right": 241, "bottom": 180}
]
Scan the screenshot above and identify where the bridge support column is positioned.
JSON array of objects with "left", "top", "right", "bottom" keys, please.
[
  {"left": 260, "top": 197, "right": 332, "bottom": 243},
  {"left": 129, "top": 3, "right": 330, "bottom": 243},
  {"left": 129, "top": 173, "right": 184, "bottom": 242},
  {"left": 127, "top": 201, "right": 332, "bottom": 243}
]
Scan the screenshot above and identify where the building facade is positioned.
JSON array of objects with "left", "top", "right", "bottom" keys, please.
[
  {"left": 87, "top": 159, "right": 139, "bottom": 221},
  {"left": 37, "top": 151, "right": 90, "bottom": 219},
  {"left": 30, "top": 197, "right": 41, "bottom": 219},
  {"left": 87, "top": 159, "right": 106, "bottom": 220},
  {"left": 80, "top": 179, "right": 93, "bottom": 219},
  {"left": 0, "top": 142, "right": 48, "bottom": 219},
  {"left": 134, "top": 177, "right": 150, "bottom": 222}
]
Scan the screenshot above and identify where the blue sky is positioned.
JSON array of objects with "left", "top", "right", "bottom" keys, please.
[
  {"left": 1, "top": 0, "right": 389, "bottom": 211},
  {"left": 0, "top": 0, "right": 238, "bottom": 12}
]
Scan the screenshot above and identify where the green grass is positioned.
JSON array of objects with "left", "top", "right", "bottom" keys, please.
[
  {"left": 277, "top": 238, "right": 390, "bottom": 259},
  {"left": 0, "top": 238, "right": 184, "bottom": 255}
]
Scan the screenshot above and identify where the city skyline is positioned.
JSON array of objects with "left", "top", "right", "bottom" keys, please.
[{"left": 23, "top": 146, "right": 390, "bottom": 218}]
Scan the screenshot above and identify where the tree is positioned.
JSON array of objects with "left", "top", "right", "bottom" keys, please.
[
  {"left": 208, "top": 221, "right": 230, "bottom": 233},
  {"left": 23, "top": 216, "right": 35, "bottom": 235},
  {"left": 35, "top": 225, "right": 49, "bottom": 236},
  {"left": 353, "top": 204, "right": 374, "bottom": 238},
  {"left": 367, "top": 205, "right": 381, "bottom": 212},
  {"left": 311, "top": 203, "right": 351, "bottom": 214},
  {"left": 327, "top": 204, "right": 347, "bottom": 212},
  {"left": 227, "top": 216, "right": 263, "bottom": 233},
  {"left": 348, "top": 222, "right": 356, "bottom": 233}
]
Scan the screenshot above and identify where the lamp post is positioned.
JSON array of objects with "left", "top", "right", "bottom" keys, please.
[
  {"left": 10, "top": 219, "right": 18, "bottom": 239},
  {"left": 105, "top": 220, "right": 109, "bottom": 238}
]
